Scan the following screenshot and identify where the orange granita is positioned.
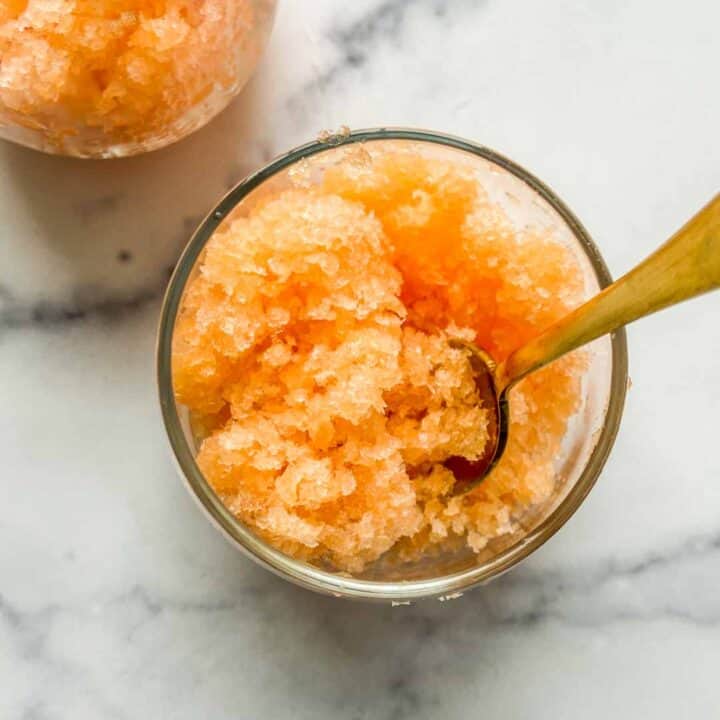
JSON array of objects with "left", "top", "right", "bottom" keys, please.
[
  {"left": 0, "top": 0, "right": 272, "bottom": 155},
  {"left": 172, "top": 151, "right": 586, "bottom": 573}
]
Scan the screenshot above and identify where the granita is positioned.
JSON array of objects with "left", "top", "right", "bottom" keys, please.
[
  {"left": 0, "top": 0, "right": 273, "bottom": 155},
  {"left": 172, "top": 149, "right": 586, "bottom": 573}
]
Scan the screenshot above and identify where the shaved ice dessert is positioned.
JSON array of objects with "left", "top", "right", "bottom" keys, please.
[
  {"left": 172, "top": 148, "right": 587, "bottom": 574},
  {"left": 0, "top": 0, "right": 275, "bottom": 156}
]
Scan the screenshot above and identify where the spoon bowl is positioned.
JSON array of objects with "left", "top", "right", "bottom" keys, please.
[{"left": 445, "top": 340, "right": 508, "bottom": 494}]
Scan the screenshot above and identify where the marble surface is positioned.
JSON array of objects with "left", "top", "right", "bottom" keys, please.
[{"left": 2, "top": 0, "right": 719, "bottom": 717}]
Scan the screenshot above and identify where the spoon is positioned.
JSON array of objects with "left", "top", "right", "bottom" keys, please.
[{"left": 447, "top": 193, "right": 720, "bottom": 494}]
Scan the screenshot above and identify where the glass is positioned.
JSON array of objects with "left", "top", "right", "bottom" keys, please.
[
  {"left": 157, "top": 128, "right": 628, "bottom": 602},
  {"left": 0, "top": 0, "right": 276, "bottom": 158}
]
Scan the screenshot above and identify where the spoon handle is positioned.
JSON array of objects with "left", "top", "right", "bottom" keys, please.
[{"left": 499, "top": 193, "right": 720, "bottom": 388}]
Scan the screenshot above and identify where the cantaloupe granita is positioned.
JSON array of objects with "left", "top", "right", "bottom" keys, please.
[
  {"left": 172, "top": 149, "right": 586, "bottom": 573},
  {"left": 0, "top": 0, "right": 273, "bottom": 156}
]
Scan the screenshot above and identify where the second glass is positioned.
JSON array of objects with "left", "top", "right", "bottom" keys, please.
[{"left": 0, "top": 0, "right": 276, "bottom": 157}]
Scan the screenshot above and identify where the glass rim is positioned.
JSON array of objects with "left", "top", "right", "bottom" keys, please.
[{"left": 156, "top": 127, "right": 629, "bottom": 601}]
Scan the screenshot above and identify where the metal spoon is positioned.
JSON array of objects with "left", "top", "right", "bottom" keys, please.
[{"left": 447, "top": 193, "right": 720, "bottom": 494}]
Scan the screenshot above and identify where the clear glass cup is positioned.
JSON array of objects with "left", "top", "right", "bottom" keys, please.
[
  {"left": 0, "top": 0, "right": 276, "bottom": 158},
  {"left": 157, "top": 128, "right": 628, "bottom": 602}
]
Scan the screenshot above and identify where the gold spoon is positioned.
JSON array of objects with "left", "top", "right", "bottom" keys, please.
[{"left": 447, "top": 194, "right": 720, "bottom": 494}]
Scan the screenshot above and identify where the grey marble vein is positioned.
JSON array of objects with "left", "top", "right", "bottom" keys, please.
[
  {"left": 0, "top": 285, "right": 162, "bottom": 331},
  {"left": 3, "top": 529, "right": 719, "bottom": 642},
  {"left": 286, "top": 0, "right": 482, "bottom": 116}
]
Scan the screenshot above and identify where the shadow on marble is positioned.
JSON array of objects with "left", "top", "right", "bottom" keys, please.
[
  {"left": 0, "top": 73, "right": 276, "bottom": 316},
  {"left": 159, "top": 490, "right": 524, "bottom": 712},
  {"left": 203, "top": 560, "right": 515, "bottom": 713}
]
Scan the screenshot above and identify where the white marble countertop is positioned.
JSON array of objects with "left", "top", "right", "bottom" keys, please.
[{"left": 2, "top": 1, "right": 719, "bottom": 717}]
